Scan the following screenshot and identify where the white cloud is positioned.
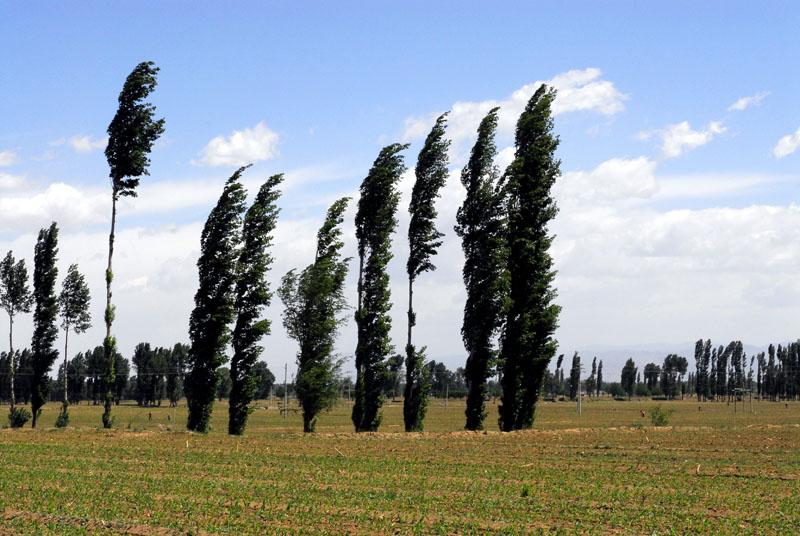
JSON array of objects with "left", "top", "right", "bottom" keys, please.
[
  {"left": 50, "top": 135, "right": 108, "bottom": 153},
  {"left": 401, "top": 68, "right": 627, "bottom": 161},
  {"left": 658, "top": 120, "right": 726, "bottom": 159},
  {"left": 773, "top": 126, "right": 800, "bottom": 159},
  {"left": 556, "top": 156, "right": 659, "bottom": 205},
  {"left": 0, "top": 182, "right": 108, "bottom": 232},
  {"left": 0, "top": 172, "right": 27, "bottom": 190},
  {"left": 194, "top": 122, "right": 280, "bottom": 167},
  {"left": 727, "top": 91, "right": 770, "bottom": 112},
  {"left": 0, "top": 150, "right": 20, "bottom": 166}
]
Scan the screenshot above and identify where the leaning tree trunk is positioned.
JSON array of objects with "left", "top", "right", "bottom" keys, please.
[
  {"left": 102, "top": 194, "right": 117, "bottom": 428},
  {"left": 63, "top": 326, "right": 69, "bottom": 406},
  {"left": 8, "top": 315, "right": 14, "bottom": 411}
]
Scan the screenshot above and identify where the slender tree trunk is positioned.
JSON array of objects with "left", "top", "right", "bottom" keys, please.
[
  {"left": 63, "top": 326, "right": 69, "bottom": 406},
  {"left": 8, "top": 314, "right": 14, "bottom": 411},
  {"left": 103, "top": 194, "right": 117, "bottom": 427},
  {"left": 406, "top": 278, "right": 413, "bottom": 355}
]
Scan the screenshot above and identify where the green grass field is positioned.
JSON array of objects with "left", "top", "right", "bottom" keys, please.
[{"left": 1, "top": 398, "right": 799, "bottom": 535}]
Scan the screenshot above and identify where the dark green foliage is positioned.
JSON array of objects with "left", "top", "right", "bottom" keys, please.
[
  {"left": 405, "top": 114, "right": 450, "bottom": 432},
  {"left": 568, "top": 352, "right": 581, "bottom": 401},
  {"left": 383, "top": 354, "right": 404, "bottom": 400},
  {"left": 498, "top": 85, "right": 561, "bottom": 431},
  {"left": 166, "top": 343, "right": 188, "bottom": 407},
  {"left": 8, "top": 406, "right": 31, "bottom": 428},
  {"left": 596, "top": 360, "right": 603, "bottom": 397},
  {"left": 216, "top": 367, "right": 232, "bottom": 400},
  {"left": 185, "top": 167, "right": 248, "bottom": 432},
  {"left": 132, "top": 343, "right": 168, "bottom": 406},
  {"left": 650, "top": 404, "right": 674, "bottom": 426},
  {"left": 586, "top": 357, "right": 597, "bottom": 398},
  {"left": 253, "top": 361, "right": 275, "bottom": 399},
  {"left": 456, "top": 108, "right": 508, "bottom": 430},
  {"left": 30, "top": 223, "right": 59, "bottom": 428},
  {"left": 229, "top": 175, "right": 282, "bottom": 435},
  {"left": 0, "top": 251, "right": 32, "bottom": 416},
  {"left": 660, "top": 354, "right": 688, "bottom": 400},
  {"left": 621, "top": 358, "right": 638, "bottom": 399},
  {"left": 427, "top": 361, "right": 467, "bottom": 398},
  {"left": 55, "top": 405, "right": 69, "bottom": 428},
  {"left": 352, "top": 144, "right": 408, "bottom": 432},
  {"left": 642, "top": 362, "right": 660, "bottom": 392},
  {"left": 57, "top": 263, "right": 92, "bottom": 424},
  {"left": 106, "top": 61, "right": 166, "bottom": 198},
  {"left": 103, "top": 60, "right": 164, "bottom": 428},
  {"left": 280, "top": 198, "right": 350, "bottom": 433}
]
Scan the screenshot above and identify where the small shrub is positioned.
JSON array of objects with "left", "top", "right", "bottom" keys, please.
[
  {"left": 8, "top": 407, "right": 31, "bottom": 428},
  {"left": 650, "top": 404, "right": 674, "bottom": 427},
  {"left": 55, "top": 404, "right": 70, "bottom": 428},
  {"left": 520, "top": 484, "right": 531, "bottom": 498}
]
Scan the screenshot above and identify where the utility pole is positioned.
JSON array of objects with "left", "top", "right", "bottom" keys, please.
[
  {"left": 444, "top": 382, "right": 449, "bottom": 411},
  {"left": 283, "top": 363, "right": 288, "bottom": 420}
]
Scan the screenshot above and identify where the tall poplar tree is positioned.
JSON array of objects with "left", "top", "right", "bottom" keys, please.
[
  {"left": 30, "top": 223, "right": 59, "bottom": 428},
  {"left": 185, "top": 167, "right": 247, "bottom": 432},
  {"left": 0, "top": 252, "right": 32, "bottom": 423},
  {"left": 404, "top": 113, "right": 450, "bottom": 432},
  {"left": 596, "top": 360, "right": 603, "bottom": 396},
  {"left": 103, "top": 61, "right": 165, "bottom": 428},
  {"left": 499, "top": 84, "right": 561, "bottom": 431},
  {"left": 56, "top": 264, "right": 92, "bottom": 427},
  {"left": 279, "top": 198, "right": 351, "bottom": 432},
  {"left": 228, "top": 174, "right": 282, "bottom": 435},
  {"left": 455, "top": 107, "right": 509, "bottom": 430},
  {"left": 352, "top": 143, "right": 408, "bottom": 432}
]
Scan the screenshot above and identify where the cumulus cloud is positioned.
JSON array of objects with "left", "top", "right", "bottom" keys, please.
[
  {"left": 401, "top": 68, "right": 627, "bottom": 160},
  {"left": 773, "top": 126, "right": 800, "bottom": 159},
  {"left": 51, "top": 135, "right": 108, "bottom": 153},
  {"left": 727, "top": 91, "right": 770, "bottom": 111},
  {"left": 656, "top": 120, "right": 726, "bottom": 159},
  {"left": 0, "top": 172, "right": 26, "bottom": 190},
  {"left": 0, "top": 183, "right": 108, "bottom": 232},
  {"left": 0, "top": 150, "right": 20, "bottom": 166},
  {"left": 194, "top": 122, "right": 279, "bottom": 167},
  {"left": 556, "top": 156, "right": 659, "bottom": 205}
]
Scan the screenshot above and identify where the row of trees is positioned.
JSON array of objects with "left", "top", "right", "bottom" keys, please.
[
  {"left": 694, "top": 339, "right": 800, "bottom": 401},
  {"left": 1, "top": 225, "right": 94, "bottom": 428},
  {"left": 175, "top": 76, "right": 563, "bottom": 434},
  {"left": 6, "top": 61, "right": 564, "bottom": 434}
]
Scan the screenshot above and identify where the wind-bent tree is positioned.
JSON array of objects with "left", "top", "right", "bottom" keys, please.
[
  {"left": 352, "top": 143, "right": 408, "bottom": 432},
  {"left": 0, "top": 252, "right": 32, "bottom": 427},
  {"left": 185, "top": 167, "right": 247, "bottom": 432},
  {"left": 457, "top": 108, "right": 509, "bottom": 430},
  {"left": 30, "top": 223, "right": 59, "bottom": 428},
  {"left": 498, "top": 84, "right": 562, "bottom": 431},
  {"left": 279, "top": 198, "right": 351, "bottom": 432},
  {"left": 55, "top": 264, "right": 92, "bottom": 427},
  {"left": 103, "top": 61, "right": 165, "bottom": 428},
  {"left": 404, "top": 114, "right": 450, "bottom": 432},
  {"left": 229, "top": 174, "right": 282, "bottom": 435}
]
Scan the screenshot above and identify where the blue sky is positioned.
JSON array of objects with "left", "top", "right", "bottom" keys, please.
[{"left": 1, "top": 2, "right": 799, "bottom": 379}]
